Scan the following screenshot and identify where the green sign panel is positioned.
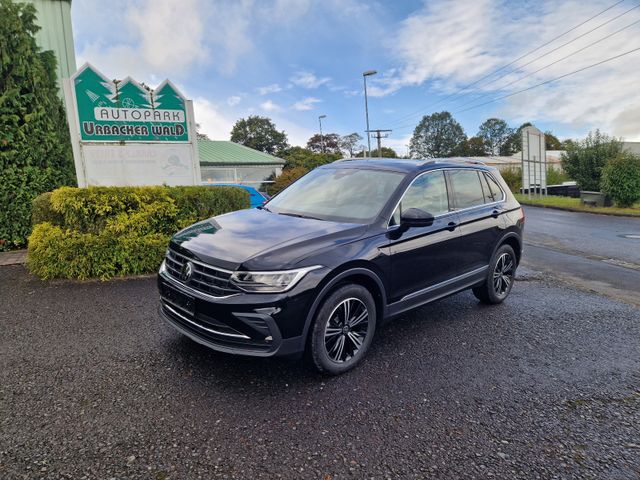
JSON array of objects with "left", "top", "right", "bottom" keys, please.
[{"left": 73, "top": 64, "right": 189, "bottom": 142}]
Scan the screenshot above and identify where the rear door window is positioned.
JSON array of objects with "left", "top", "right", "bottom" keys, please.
[{"left": 449, "top": 170, "right": 485, "bottom": 209}]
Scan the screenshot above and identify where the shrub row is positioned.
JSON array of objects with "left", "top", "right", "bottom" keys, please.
[{"left": 27, "top": 185, "right": 249, "bottom": 280}]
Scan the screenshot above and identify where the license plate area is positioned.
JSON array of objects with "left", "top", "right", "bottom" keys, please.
[{"left": 161, "top": 283, "right": 195, "bottom": 315}]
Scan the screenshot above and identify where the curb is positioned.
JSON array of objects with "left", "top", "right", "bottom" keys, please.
[
  {"left": 0, "top": 250, "right": 27, "bottom": 266},
  {"left": 519, "top": 203, "right": 640, "bottom": 218}
]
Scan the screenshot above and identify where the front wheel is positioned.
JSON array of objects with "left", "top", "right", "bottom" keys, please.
[
  {"left": 473, "top": 244, "right": 517, "bottom": 305},
  {"left": 309, "top": 284, "right": 377, "bottom": 375}
]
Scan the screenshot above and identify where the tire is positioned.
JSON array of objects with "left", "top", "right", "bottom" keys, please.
[
  {"left": 309, "top": 284, "right": 377, "bottom": 375},
  {"left": 472, "top": 244, "right": 517, "bottom": 305}
]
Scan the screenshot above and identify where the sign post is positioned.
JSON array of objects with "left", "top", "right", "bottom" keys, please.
[
  {"left": 521, "top": 126, "right": 546, "bottom": 199},
  {"left": 64, "top": 63, "right": 201, "bottom": 187}
]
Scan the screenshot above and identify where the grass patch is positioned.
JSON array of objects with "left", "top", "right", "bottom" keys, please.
[{"left": 515, "top": 194, "right": 640, "bottom": 217}]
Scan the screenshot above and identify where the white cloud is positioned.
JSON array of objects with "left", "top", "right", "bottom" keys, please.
[
  {"left": 260, "top": 100, "right": 282, "bottom": 112},
  {"left": 292, "top": 97, "right": 321, "bottom": 111},
  {"left": 378, "top": 0, "right": 640, "bottom": 140},
  {"left": 192, "top": 97, "right": 235, "bottom": 140},
  {"left": 290, "top": 71, "right": 331, "bottom": 89},
  {"left": 257, "top": 84, "right": 282, "bottom": 95},
  {"left": 226, "top": 95, "right": 242, "bottom": 106},
  {"left": 73, "top": 0, "right": 253, "bottom": 79}
]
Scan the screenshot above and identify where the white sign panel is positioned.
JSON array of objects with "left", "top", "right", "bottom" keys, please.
[
  {"left": 82, "top": 144, "right": 196, "bottom": 186},
  {"left": 521, "top": 126, "right": 546, "bottom": 194}
]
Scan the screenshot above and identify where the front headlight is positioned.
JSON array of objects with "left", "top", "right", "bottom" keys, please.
[{"left": 230, "top": 266, "right": 322, "bottom": 293}]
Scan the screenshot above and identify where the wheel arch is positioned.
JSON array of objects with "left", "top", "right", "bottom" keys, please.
[
  {"left": 301, "top": 265, "right": 388, "bottom": 348},
  {"left": 495, "top": 232, "right": 522, "bottom": 265}
]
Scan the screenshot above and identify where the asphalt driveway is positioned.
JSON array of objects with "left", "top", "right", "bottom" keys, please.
[
  {"left": 522, "top": 206, "right": 640, "bottom": 306},
  {"left": 1, "top": 264, "right": 639, "bottom": 479}
]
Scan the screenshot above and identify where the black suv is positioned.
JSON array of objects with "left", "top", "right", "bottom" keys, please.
[{"left": 158, "top": 158, "right": 524, "bottom": 374}]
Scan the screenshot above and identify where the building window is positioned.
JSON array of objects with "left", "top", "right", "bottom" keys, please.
[{"left": 200, "top": 166, "right": 282, "bottom": 185}]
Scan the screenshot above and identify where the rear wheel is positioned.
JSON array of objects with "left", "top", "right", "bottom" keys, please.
[
  {"left": 309, "top": 284, "right": 376, "bottom": 375},
  {"left": 472, "top": 244, "right": 516, "bottom": 305}
]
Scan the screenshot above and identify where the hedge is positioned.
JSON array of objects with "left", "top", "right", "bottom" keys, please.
[
  {"left": 601, "top": 152, "right": 640, "bottom": 207},
  {"left": 27, "top": 185, "right": 249, "bottom": 280}
]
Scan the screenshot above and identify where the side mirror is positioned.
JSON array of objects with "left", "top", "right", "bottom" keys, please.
[{"left": 400, "top": 208, "right": 434, "bottom": 228}]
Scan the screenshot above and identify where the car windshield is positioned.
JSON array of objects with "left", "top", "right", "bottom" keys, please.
[{"left": 265, "top": 167, "right": 405, "bottom": 223}]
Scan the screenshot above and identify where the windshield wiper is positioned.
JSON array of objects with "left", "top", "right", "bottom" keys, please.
[
  {"left": 278, "top": 212, "right": 323, "bottom": 221},
  {"left": 257, "top": 205, "right": 272, "bottom": 212}
]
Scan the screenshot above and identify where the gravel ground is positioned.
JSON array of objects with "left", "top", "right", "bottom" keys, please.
[{"left": 1, "top": 265, "right": 639, "bottom": 479}]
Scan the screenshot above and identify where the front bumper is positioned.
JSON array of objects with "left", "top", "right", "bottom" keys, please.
[{"left": 157, "top": 267, "right": 326, "bottom": 357}]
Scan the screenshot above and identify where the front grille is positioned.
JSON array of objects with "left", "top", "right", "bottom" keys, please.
[{"left": 164, "top": 248, "right": 241, "bottom": 297}]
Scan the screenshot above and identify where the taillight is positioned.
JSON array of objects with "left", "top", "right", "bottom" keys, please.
[{"left": 519, "top": 207, "right": 525, "bottom": 226}]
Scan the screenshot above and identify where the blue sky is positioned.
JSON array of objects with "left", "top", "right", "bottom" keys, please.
[{"left": 71, "top": 0, "right": 640, "bottom": 153}]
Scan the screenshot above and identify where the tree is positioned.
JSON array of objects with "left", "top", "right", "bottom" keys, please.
[
  {"left": 339, "top": 132, "right": 363, "bottom": 157},
  {"left": 195, "top": 123, "right": 210, "bottom": 140},
  {"left": 409, "top": 112, "right": 467, "bottom": 158},
  {"left": 280, "top": 146, "right": 340, "bottom": 170},
  {"left": 0, "top": 0, "right": 75, "bottom": 250},
  {"left": 561, "top": 130, "right": 622, "bottom": 191},
  {"left": 502, "top": 122, "right": 532, "bottom": 155},
  {"left": 356, "top": 146, "right": 398, "bottom": 158},
  {"left": 268, "top": 166, "right": 309, "bottom": 195},
  {"left": 306, "top": 133, "right": 341, "bottom": 154},
  {"left": 544, "top": 131, "right": 563, "bottom": 150},
  {"left": 477, "top": 118, "right": 514, "bottom": 155},
  {"left": 456, "top": 136, "right": 487, "bottom": 156},
  {"left": 230, "top": 116, "right": 288, "bottom": 155}
]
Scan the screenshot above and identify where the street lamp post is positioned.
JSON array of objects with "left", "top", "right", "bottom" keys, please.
[
  {"left": 318, "top": 114, "right": 327, "bottom": 153},
  {"left": 362, "top": 69, "right": 377, "bottom": 157}
]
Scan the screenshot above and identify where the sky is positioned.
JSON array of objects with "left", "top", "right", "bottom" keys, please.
[{"left": 71, "top": 0, "right": 640, "bottom": 154}]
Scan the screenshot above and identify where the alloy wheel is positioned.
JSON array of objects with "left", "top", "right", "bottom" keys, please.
[
  {"left": 324, "top": 297, "right": 369, "bottom": 363},
  {"left": 493, "top": 252, "right": 515, "bottom": 296}
]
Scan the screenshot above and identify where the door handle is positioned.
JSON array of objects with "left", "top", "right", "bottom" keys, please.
[{"left": 447, "top": 221, "right": 457, "bottom": 231}]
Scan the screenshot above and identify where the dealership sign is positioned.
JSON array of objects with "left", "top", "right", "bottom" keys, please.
[{"left": 63, "top": 63, "right": 200, "bottom": 187}]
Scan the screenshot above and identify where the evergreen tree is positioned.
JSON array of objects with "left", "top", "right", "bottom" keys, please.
[
  {"left": 155, "top": 81, "right": 185, "bottom": 110},
  {"left": 117, "top": 78, "right": 150, "bottom": 109},
  {"left": 74, "top": 64, "right": 115, "bottom": 113},
  {"left": 0, "top": 0, "right": 76, "bottom": 250}
]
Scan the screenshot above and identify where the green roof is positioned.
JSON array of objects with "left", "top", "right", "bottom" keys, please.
[{"left": 198, "top": 140, "right": 284, "bottom": 165}]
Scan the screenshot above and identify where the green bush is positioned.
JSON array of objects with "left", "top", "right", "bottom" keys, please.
[
  {"left": 500, "top": 166, "right": 522, "bottom": 193},
  {"left": 0, "top": 166, "right": 73, "bottom": 250},
  {"left": 560, "top": 130, "right": 622, "bottom": 191},
  {"left": 267, "top": 166, "right": 309, "bottom": 195},
  {"left": 546, "top": 166, "right": 569, "bottom": 185},
  {"left": 27, "top": 185, "right": 249, "bottom": 280},
  {"left": 601, "top": 152, "right": 640, "bottom": 207}
]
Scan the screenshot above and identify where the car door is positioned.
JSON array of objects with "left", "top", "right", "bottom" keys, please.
[
  {"left": 386, "top": 170, "right": 461, "bottom": 302},
  {"left": 447, "top": 169, "right": 507, "bottom": 274}
]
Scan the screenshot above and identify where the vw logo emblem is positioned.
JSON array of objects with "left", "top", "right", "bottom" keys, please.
[{"left": 180, "top": 261, "right": 194, "bottom": 282}]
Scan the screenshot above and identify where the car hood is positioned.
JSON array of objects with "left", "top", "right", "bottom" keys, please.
[{"left": 170, "top": 208, "right": 367, "bottom": 270}]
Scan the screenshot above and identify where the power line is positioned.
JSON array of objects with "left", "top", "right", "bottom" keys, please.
[
  {"left": 453, "top": 16, "right": 640, "bottom": 111},
  {"left": 386, "top": 0, "right": 629, "bottom": 128},
  {"left": 453, "top": 46, "right": 640, "bottom": 114},
  {"left": 390, "top": 45, "right": 640, "bottom": 132},
  {"left": 449, "top": 2, "right": 640, "bottom": 110}
]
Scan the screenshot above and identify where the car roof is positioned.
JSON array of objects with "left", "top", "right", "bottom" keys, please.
[{"left": 324, "top": 157, "right": 494, "bottom": 174}]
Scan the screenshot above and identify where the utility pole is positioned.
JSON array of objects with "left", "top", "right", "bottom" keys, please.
[
  {"left": 318, "top": 114, "right": 326, "bottom": 153},
  {"left": 362, "top": 70, "right": 377, "bottom": 156},
  {"left": 365, "top": 129, "right": 392, "bottom": 158}
]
